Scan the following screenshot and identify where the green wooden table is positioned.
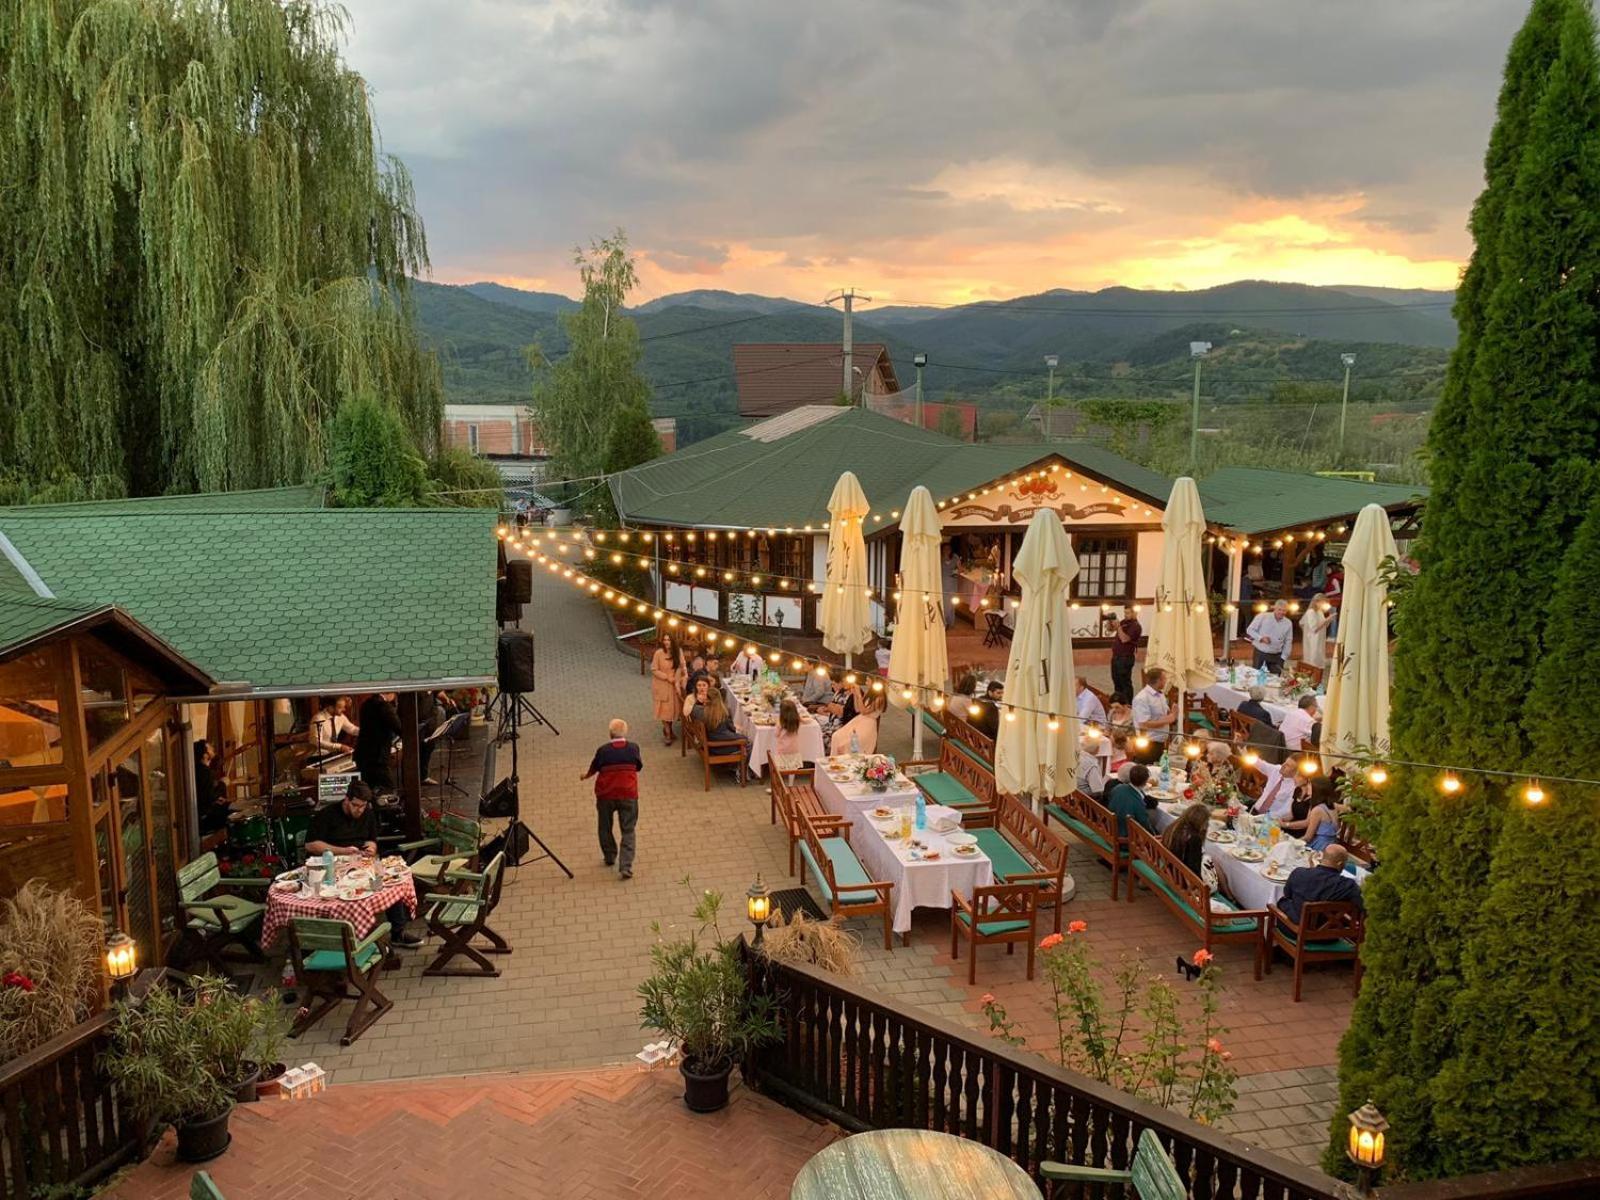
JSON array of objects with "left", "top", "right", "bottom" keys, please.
[{"left": 791, "top": 1129, "right": 1043, "bottom": 1200}]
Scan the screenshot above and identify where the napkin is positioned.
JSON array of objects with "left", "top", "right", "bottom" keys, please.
[
  {"left": 1267, "top": 839, "right": 1308, "bottom": 869},
  {"left": 924, "top": 804, "right": 962, "bottom": 833}
]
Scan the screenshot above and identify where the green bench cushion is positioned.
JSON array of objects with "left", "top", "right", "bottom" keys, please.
[
  {"left": 303, "top": 942, "right": 382, "bottom": 973},
  {"left": 184, "top": 893, "right": 265, "bottom": 931},
  {"left": 1044, "top": 806, "right": 1117, "bottom": 857},
  {"left": 920, "top": 711, "right": 947, "bottom": 738},
  {"left": 971, "top": 828, "right": 1035, "bottom": 883},
  {"left": 1303, "top": 937, "right": 1358, "bottom": 953},
  {"left": 1132, "top": 862, "right": 1258, "bottom": 934},
  {"left": 954, "top": 911, "right": 1031, "bottom": 937},
  {"left": 800, "top": 837, "right": 878, "bottom": 907},
  {"left": 949, "top": 739, "right": 992, "bottom": 770},
  {"left": 917, "top": 771, "right": 981, "bottom": 808}
]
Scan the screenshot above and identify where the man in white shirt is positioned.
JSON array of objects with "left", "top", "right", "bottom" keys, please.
[
  {"left": 1251, "top": 758, "right": 1296, "bottom": 821},
  {"left": 1279, "top": 694, "right": 1319, "bottom": 751},
  {"left": 1246, "top": 600, "right": 1294, "bottom": 672},
  {"left": 1130, "top": 668, "right": 1176, "bottom": 761},
  {"left": 1076, "top": 677, "right": 1107, "bottom": 728}
]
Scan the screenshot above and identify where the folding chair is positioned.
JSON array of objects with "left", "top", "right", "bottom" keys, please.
[
  {"left": 423, "top": 852, "right": 511, "bottom": 977},
  {"left": 399, "top": 811, "right": 481, "bottom": 897},
  {"left": 177, "top": 852, "right": 268, "bottom": 974},
  {"left": 285, "top": 917, "right": 393, "bottom": 1046}
]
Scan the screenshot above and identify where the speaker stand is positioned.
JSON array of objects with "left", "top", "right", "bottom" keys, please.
[
  {"left": 498, "top": 691, "right": 571, "bottom": 880},
  {"left": 491, "top": 691, "right": 559, "bottom": 739}
]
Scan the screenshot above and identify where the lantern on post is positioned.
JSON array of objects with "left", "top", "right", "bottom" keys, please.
[
  {"left": 746, "top": 876, "right": 772, "bottom": 944},
  {"left": 105, "top": 931, "right": 137, "bottom": 993},
  {"left": 1346, "top": 1100, "right": 1388, "bottom": 1194}
]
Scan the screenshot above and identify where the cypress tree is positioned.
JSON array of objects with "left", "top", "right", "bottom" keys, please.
[
  {"left": 328, "top": 394, "right": 429, "bottom": 508},
  {"left": 1334, "top": 0, "right": 1600, "bottom": 1177},
  {"left": 0, "top": 0, "right": 441, "bottom": 496}
]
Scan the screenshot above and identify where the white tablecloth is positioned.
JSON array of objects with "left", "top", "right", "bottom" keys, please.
[
  {"left": 1150, "top": 805, "right": 1365, "bottom": 911},
  {"left": 1203, "top": 682, "right": 1319, "bottom": 727},
  {"left": 814, "top": 769, "right": 993, "bottom": 933},
  {"left": 725, "top": 683, "right": 826, "bottom": 775}
]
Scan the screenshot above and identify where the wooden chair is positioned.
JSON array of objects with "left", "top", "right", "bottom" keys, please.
[
  {"left": 965, "top": 795, "right": 1071, "bottom": 933},
  {"left": 423, "top": 851, "right": 511, "bottom": 977},
  {"left": 982, "top": 610, "right": 1007, "bottom": 648},
  {"left": 1336, "top": 819, "right": 1375, "bottom": 865},
  {"left": 177, "top": 852, "right": 269, "bottom": 974},
  {"left": 1042, "top": 1128, "right": 1184, "bottom": 1199},
  {"left": 950, "top": 882, "right": 1039, "bottom": 985},
  {"left": 1266, "top": 899, "right": 1365, "bottom": 1002},
  {"left": 399, "top": 811, "right": 481, "bottom": 895},
  {"left": 1125, "top": 823, "right": 1266, "bottom": 979},
  {"left": 1228, "top": 711, "right": 1255, "bottom": 742},
  {"left": 797, "top": 813, "right": 894, "bottom": 949},
  {"left": 687, "top": 717, "right": 747, "bottom": 790},
  {"left": 1045, "top": 789, "right": 1129, "bottom": 900},
  {"left": 191, "top": 1172, "right": 226, "bottom": 1200},
  {"left": 285, "top": 917, "right": 393, "bottom": 1046},
  {"left": 939, "top": 709, "right": 996, "bottom": 768}
]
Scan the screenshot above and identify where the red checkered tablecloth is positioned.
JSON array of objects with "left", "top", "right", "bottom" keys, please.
[{"left": 261, "top": 875, "right": 418, "bottom": 950}]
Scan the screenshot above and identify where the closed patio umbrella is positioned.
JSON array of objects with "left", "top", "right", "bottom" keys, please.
[
  {"left": 994, "top": 509, "right": 1080, "bottom": 805},
  {"left": 1144, "top": 477, "right": 1214, "bottom": 741},
  {"left": 1321, "top": 503, "right": 1397, "bottom": 758},
  {"left": 887, "top": 485, "right": 949, "bottom": 759},
  {"left": 819, "top": 471, "right": 873, "bottom": 667}
]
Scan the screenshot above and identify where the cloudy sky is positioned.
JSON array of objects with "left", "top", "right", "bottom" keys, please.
[{"left": 341, "top": 0, "right": 1527, "bottom": 304}]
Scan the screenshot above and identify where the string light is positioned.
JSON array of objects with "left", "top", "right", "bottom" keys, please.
[
  {"left": 1133, "top": 734, "right": 1151, "bottom": 752},
  {"left": 1440, "top": 773, "right": 1462, "bottom": 795},
  {"left": 1046, "top": 715, "right": 1061, "bottom": 732},
  {"left": 1183, "top": 741, "right": 1202, "bottom": 760},
  {"left": 1240, "top": 748, "right": 1259, "bottom": 768},
  {"left": 1366, "top": 765, "right": 1388, "bottom": 786},
  {"left": 1523, "top": 779, "right": 1547, "bottom": 806},
  {"left": 1297, "top": 756, "right": 1319, "bottom": 777}
]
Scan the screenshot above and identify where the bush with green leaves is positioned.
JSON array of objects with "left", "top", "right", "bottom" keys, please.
[{"left": 328, "top": 393, "right": 429, "bottom": 507}]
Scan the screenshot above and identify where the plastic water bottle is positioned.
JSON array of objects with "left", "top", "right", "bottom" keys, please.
[
  {"left": 915, "top": 791, "right": 927, "bottom": 831},
  {"left": 322, "top": 849, "right": 335, "bottom": 892},
  {"left": 1159, "top": 751, "right": 1171, "bottom": 793},
  {"left": 1228, "top": 662, "right": 1238, "bottom": 687},
  {"left": 850, "top": 728, "right": 860, "bottom": 756}
]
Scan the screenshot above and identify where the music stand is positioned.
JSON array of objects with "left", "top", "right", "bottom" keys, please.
[{"left": 427, "top": 712, "right": 473, "bottom": 804}]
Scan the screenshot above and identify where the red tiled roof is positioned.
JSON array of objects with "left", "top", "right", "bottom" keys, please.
[{"left": 732, "top": 343, "right": 900, "bottom": 416}]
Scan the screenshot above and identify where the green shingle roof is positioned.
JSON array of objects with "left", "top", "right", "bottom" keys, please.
[
  {"left": 0, "top": 593, "right": 213, "bottom": 689},
  {"left": 611, "top": 407, "right": 1173, "bottom": 529},
  {"left": 1197, "top": 468, "right": 1427, "bottom": 535},
  {"left": 0, "top": 484, "right": 325, "bottom": 516},
  {"left": 0, "top": 593, "right": 112, "bottom": 653},
  {"left": 0, "top": 507, "right": 497, "bottom": 693}
]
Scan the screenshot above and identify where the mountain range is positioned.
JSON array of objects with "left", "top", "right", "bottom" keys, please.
[{"left": 410, "top": 278, "right": 1457, "bottom": 444}]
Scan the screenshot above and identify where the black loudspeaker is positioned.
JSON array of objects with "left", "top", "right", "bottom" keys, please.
[
  {"left": 496, "top": 578, "right": 522, "bottom": 626},
  {"left": 479, "top": 776, "right": 517, "bottom": 819},
  {"left": 497, "top": 629, "right": 536, "bottom": 693},
  {"left": 506, "top": 559, "right": 533, "bottom": 603}
]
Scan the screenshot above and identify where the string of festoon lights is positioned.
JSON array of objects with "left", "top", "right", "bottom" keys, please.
[{"left": 519, "top": 543, "right": 1577, "bottom": 807}]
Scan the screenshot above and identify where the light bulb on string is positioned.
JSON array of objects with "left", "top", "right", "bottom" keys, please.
[
  {"left": 1523, "top": 779, "right": 1547, "bottom": 806},
  {"left": 1297, "top": 756, "right": 1319, "bottom": 777},
  {"left": 1240, "top": 748, "right": 1259, "bottom": 767},
  {"left": 1133, "top": 734, "right": 1151, "bottom": 752},
  {"left": 1184, "top": 740, "right": 1202, "bottom": 760},
  {"left": 1440, "top": 773, "right": 1462, "bottom": 796},
  {"left": 1046, "top": 715, "right": 1061, "bottom": 732},
  {"left": 1366, "top": 765, "right": 1388, "bottom": 786},
  {"left": 1004, "top": 708, "right": 1016, "bottom": 723}
]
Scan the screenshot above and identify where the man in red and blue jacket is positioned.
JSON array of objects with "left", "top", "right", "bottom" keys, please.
[{"left": 582, "top": 718, "right": 644, "bottom": 879}]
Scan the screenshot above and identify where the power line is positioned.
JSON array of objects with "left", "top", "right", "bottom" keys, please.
[{"left": 861, "top": 297, "right": 1456, "bottom": 317}]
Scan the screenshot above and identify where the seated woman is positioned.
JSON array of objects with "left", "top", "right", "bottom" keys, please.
[
  {"left": 817, "top": 670, "right": 861, "bottom": 738},
  {"left": 1161, "top": 802, "right": 1211, "bottom": 876},
  {"left": 773, "top": 700, "right": 808, "bottom": 772},
  {"left": 682, "top": 676, "right": 744, "bottom": 748},
  {"left": 1281, "top": 777, "right": 1345, "bottom": 851},
  {"left": 830, "top": 689, "right": 886, "bottom": 756},
  {"left": 950, "top": 672, "right": 979, "bottom": 713},
  {"left": 1106, "top": 730, "right": 1132, "bottom": 778},
  {"left": 1188, "top": 741, "right": 1237, "bottom": 795}
]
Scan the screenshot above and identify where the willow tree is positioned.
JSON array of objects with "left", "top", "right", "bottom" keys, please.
[{"left": 0, "top": 0, "right": 441, "bottom": 496}]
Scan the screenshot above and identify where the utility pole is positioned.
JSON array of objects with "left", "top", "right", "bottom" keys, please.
[
  {"left": 1044, "top": 354, "right": 1059, "bottom": 406},
  {"left": 913, "top": 352, "right": 927, "bottom": 428},
  {"left": 1189, "top": 341, "right": 1211, "bottom": 470},
  {"left": 825, "top": 288, "right": 872, "bottom": 402},
  {"left": 1338, "top": 353, "right": 1356, "bottom": 463}
]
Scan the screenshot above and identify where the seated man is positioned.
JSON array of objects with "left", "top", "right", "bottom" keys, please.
[
  {"left": 970, "top": 680, "right": 1003, "bottom": 738},
  {"left": 1279, "top": 694, "right": 1319, "bottom": 751},
  {"left": 1277, "top": 843, "right": 1364, "bottom": 925},
  {"left": 1105, "top": 763, "right": 1157, "bottom": 838},
  {"left": 1075, "top": 677, "right": 1107, "bottom": 728},
  {"left": 305, "top": 781, "right": 421, "bottom": 947},
  {"left": 1237, "top": 686, "right": 1274, "bottom": 728}
]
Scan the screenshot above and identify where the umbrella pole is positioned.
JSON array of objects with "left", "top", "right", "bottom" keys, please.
[
  {"left": 912, "top": 704, "right": 924, "bottom": 759},
  {"left": 1177, "top": 685, "right": 1186, "bottom": 741}
]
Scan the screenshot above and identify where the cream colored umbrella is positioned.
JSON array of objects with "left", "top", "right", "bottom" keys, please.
[
  {"left": 819, "top": 471, "right": 873, "bottom": 667},
  {"left": 1144, "top": 476, "right": 1214, "bottom": 741},
  {"left": 1321, "top": 503, "right": 1397, "bottom": 757},
  {"left": 995, "top": 509, "right": 1080, "bottom": 805},
  {"left": 887, "top": 485, "right": 950, "bottom": 759}
]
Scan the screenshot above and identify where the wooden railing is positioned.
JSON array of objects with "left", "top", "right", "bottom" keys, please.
[
  {"left": 741, "top": 945, "right": 1349, "bottom": 1200},
  {"left": 0, "top": 973, "right": 163, "bottom": 1200},
  {"left": 1378, "top": 1160, "right": 1600, "bottom": 1200}
]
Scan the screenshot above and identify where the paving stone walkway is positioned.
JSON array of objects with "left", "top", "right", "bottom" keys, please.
[{"left": 216, "top": 564, "right": 1351, "bottom": 1171}]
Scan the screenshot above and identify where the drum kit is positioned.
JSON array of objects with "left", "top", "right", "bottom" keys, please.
[{"left": 225, "top": 789, "right": 316, "bottom": 861}]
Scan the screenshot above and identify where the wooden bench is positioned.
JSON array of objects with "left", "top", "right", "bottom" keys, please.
[
  {"left": 685, "top": 716, "right": 747, "bottom": 790},
  {"left": 940, "top": 709, "right": 995, "bottom": 766},
  {"left": 964, "top": 794, "right": 1071, "bottom": 934},
  {"left": 1267, "top": 899, "right": 1365, "bottom": 1001},
  {"left": 768, "top": 753, "right": 844, "bottom": 876},
  {"left": 1045, "top": 789, "right": 1129, "bottom": 900},
  {"left": 1126, "top": 822, "right": 1266, "bottom": 978},
  {"left": 797, "top": 813, "right": 894, "bottom": 950},
  {"left": 904, "top": 738, "right": 996, "bottom": 813},
  {"left": 1042, "top": 1128, "right": 1184, "bottom": 1199}
]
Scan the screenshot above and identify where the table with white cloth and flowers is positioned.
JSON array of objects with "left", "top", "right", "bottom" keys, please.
[
  {"left": 813, "top": 758, "right": 993, "bottom": 934},
  {"left": 1204, "top": 667, "right": 1322, "bottom": 727},
  {"left": 724, "top": 678, "right": 825, "bottom": 775},
  {"left": 1149, "top": 804, "right": 1366, "bottom": 912}
]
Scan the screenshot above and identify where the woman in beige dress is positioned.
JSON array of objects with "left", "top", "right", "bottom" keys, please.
[
  {"left": 650, "top": 633, "right": 685, "bottom": 746},
  {"left": 1299, "top": 598, "right": 1334, "bottom": 681}
]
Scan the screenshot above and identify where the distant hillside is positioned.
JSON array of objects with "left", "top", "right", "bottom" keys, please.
[{"left": 409, "top": 277, "right": 1455, "bottom": 446}]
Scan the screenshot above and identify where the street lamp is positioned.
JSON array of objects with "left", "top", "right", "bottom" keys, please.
[
  {"left": 913, "top": 352, "right": 928, "bottom": 429},
  {"left": 1338, "top": 353, "right": 1357, "bottom": 463},
  {"left": 1346, "top": 1100, "right": 1388, "bottom": 1194},
  {"left": 746, "top": 875, "right": 773, "bottom": 944},
  {"left": 105, "top": 931, "right": 137, "bottom": 994},
  {"left": 1189, "top": 342, "right": 1211, "bottom": 469}
]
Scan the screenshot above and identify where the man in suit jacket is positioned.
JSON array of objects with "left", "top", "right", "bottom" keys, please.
[
  {"left": 354, "top": 693, "right": 403, "bottom": 791},
  {"left": 1105, "top": 764, "right": 1157, "bottom": 838},
  {"left": 1278, "top": 844, "right": 1364, "bottom": 924}
]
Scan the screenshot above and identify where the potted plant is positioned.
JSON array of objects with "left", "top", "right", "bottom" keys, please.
[
  {"left": 183, "top": 976, "right": 286, "bottom": 1103},
  {"left": 104, "top": 984, "right": 235, "bottom": 1161},
  {"left": 637, "top": 885, "right": 779, "bottom": 1113}
]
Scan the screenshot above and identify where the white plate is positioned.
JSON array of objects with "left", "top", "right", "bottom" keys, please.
[
  {"left": 945, "top": 832, "right": 977, "bottom": 847},
  {"left": 952, "top": 844, "right": 979, "bottom": 857}
]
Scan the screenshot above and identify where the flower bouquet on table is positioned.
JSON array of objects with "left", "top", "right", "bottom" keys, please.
[
  {"left": 759, "top": 681, "right": 786, "bottom": 710},
  {"left": 1280, "top": 671, "right": 1318, "bottom": 703},
  {"left": 857, "top": 755, "right": 896, "bottom": 791},
  {"left": 217, "top": 852, "right": 284, "bottom": 881}
]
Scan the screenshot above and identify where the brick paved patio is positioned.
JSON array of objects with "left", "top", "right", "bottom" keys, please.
[
  {"left": 200, "top": 564, "right": 1351, "bottom": 1171},
  {"left": 102, "top": 1067, "right": 837, "bottom": 1199}
]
